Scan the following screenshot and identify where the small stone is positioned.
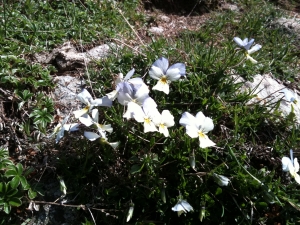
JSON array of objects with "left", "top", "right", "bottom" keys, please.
[{"left": 149, "top": 26, "right": 164, "bottom": 35}]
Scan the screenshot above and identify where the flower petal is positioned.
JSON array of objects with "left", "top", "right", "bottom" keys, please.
[
  {"left": 167, "top": 63, "right": 186, "bottom": 77},
  {"left": 84, "top": 131, "right": 100, "bottom": 141},
  {"left": 165, "top": 67, "right": 181, "bottom": 81},
  {"left": 79, "top": 114, "right": 94, "bottom": 126},
  {"left": 92, "top": 109, "right": 99, "bottom": 123},
  {"left": 244, "top": 38, "right": 254, "bottom": 50},
  {"left": 282, "top": 156, "right": 293, "bottom": 172},
  {"left": 199, "top": 134, "right": 216, "bottom": 148},
  {"left": 144, "top": 120, "right": 158, "bottom": 133},
  {"left": 73, "top": 107, "right": 89, "bottom": 118},
  {"left": 247, "top": 44, "right": 262, "bottom": 54},
  {"left": 159, "top": 125, "right": 169, "bottom": 137},
  {"left": 179, "top": 112, "right": 197, "bottom": 127},
  {"left": 152, "top": 80, "right": 170, "bottom": 94},
  {"left": 126, "top": 102, "right": 144, "bottom": 121},
  {"left": 106, "top": 90, "right": 118, "bottom": 101},
  {"left": 233, "top": 37, "right": 244, "bottom": 47},
  {"left": 149, "top": 65, "right": 164, "bottom": 80},
  {"left": 185, "top": 125, "right": 199, "bottom": 138},
  {"left": 91, "top": 96, "right": 112, "bottom": 107},
  {"left": 152, "top": 57, "right": 169, "bottom": 74},
  {"left": 55, "top": 127, "right": 65, "bottom": 143},
  {"left": 161, "top": 110, "right": 175, "bottom": 127},
  {"left": 77, "top": 89, "right": 93, "bottom": 105},
  {"left": 294, "top": 173, "right": 300, "bottom": 184},
  {"left": 294, "top": 158, "right": 299, "bottom": 173},
  {"left": 124, "top": 68, "right": 135, "bottom": 80}
]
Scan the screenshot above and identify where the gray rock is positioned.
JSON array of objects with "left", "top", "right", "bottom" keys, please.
[{"left": 234, "top": 73, "right": 300, "bottom": 123}]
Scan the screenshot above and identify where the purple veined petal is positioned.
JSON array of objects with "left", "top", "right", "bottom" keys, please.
[
  {"left": 244, "top": 38, "right": 254, "bottom": 50},
  {"left": 233, "top": 37, "right": 244, "bottom": 47},
  {"left": 117, "top": 81, "right": 133, "bottom": 94},
  {"left": 179, "top": 112, "right": 197, "bottom": 128},
  {"left": 92, "top": 109, "right": 99, "bottom": 123},
  {"left": 124, "top": 68, "right": 135, "bottom": 80},
  {"left": 117, "top": 92, "right": 132, "bottom": 106},
  {"left": 91, "top": 96, "right": 113, "bottom": 107},
  {"left": 84, "top": 131, "right": 100, "bottom": 141},
  {"left": 77, "top": 89, "right": 93, "bottom": 105},
  {"left": 152, "top": 57, "right": 169, "bottom": 74},
  {"left": 168, "top": 63, "right": 186, "bottom": 76},
  {"left": 149, "top": 65, "right": 164, "bottom": 80},
  {"left": 166, "top": 67, "right": 182, "bottom": 82},
  {"left": 129, "top": 77, "right": 147, "bottom": 88}
]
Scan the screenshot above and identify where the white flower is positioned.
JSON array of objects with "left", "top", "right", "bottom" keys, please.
[
  {"left": 129, "top": 98, "right": 160, "bottom": 133},
  {"left": 153, "top": 110, "right": 175, "bottom": 137},
  {"left": 213, "top": 173, "right": 230, "bottom": 186},
  {"left": 106, "top": 69, "right": 136, "bottom": 101},
  {"left": 233, "top": 37, "right": 262, "bottom": 64},
  {"left": 126, "top": 203, "right": 134, "bottom": 222},
  {"left": 172, "top": 199, "right": 193, "bottom": 217},
  {"left": 282, "top": 149, "right": 300, "bottom": 184},
  {"left": 83, "top": 131, "right": 119, "bottom": 149},
  {"left": 149, "top": 57, "right": 185, "bottom": 94},
  {"left": 50, "top": 116, "right": 79, "bottom": 143},
  {"left": 79, "top": 109, "right": 112, "bottom": 138},
  {"left": 281, "top": 89, "right": 298, "bottom": 104},
  {"left": 73, "top": 89, "right": 112, "bottom": 118},
  {"left": 179, "top": 112, "right": 216, "bottom": 148}
]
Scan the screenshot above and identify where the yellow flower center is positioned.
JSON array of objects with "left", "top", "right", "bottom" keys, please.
[
  {"left": 198, "top": 131, "right": 205, "bottom": 138},
  {"left": 160, "top": 123, "right": 165, "bottom": 129},
  {"left": 160, "top": 76, "right": 168, "bottom": 84},
  {"left": 144, "top": 117, "right": 151, "bottom": 124}
]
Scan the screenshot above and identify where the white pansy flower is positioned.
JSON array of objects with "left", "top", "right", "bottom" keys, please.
[
  {"left": 83, "top": 131, "right": 119, "bottom": 149},
  {"left": 130, "top": 98, "right": 160, "bottom": 133},
  {"left": 149, "top": 57, "right": 185, "bottom": 94},
  {"left": 153, "top": 110, "right": 175, "bottom": 137},
  {"left": 233, "top": 37, "right": 262, "bottom": 64},
  {"left": 179, "top": 111, "right": 216, "bottom": 148},
  {"left": 172, "top": 199, "right": 193, "bottom": 217},
  {"left": 106, "top": 69, "right": 136, "bottom": 101},
  {"left": 213, "top": 173, "right": 230, "bottom": 186},
  {"left": 73, "top": 89, "right": 112, "bottom": 118},
  {"left": 282, "top": 149, "right": 300, "bottom": 184},
  {"left": 50, "top": 116, "right": 79, "bottom": 143},
  {"left": 79, "top": 109, "right": 112, "bottom": 138}
]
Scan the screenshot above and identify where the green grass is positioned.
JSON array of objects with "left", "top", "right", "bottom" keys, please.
[{"left": 1, "top": 0, "right": 300, "bottom": 224}]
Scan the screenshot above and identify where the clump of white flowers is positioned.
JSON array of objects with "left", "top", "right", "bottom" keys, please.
[{"left": 282, "top": 149, "right": 300, "bottom": 184}]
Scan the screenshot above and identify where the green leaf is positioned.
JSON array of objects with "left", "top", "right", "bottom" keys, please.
[
  {"left": 6, "top": 187, "right": 18, "bottom": 197},
  {"left": 9, "top": 197, "right": 22, "bottom": 207},
  {"left": 10, "top": 176, "right": 20, "bottom": 189},
  {"left": 28, "top": 189, "right": 37, "bottom": 199},
  {"left": 20, "top": 176, "right": 30, "bottom": 190},
  {"left": 130, "top": 164, "right": 143, "bottom": 174},
  {"left": 5, "top": 169, "right": 18, "bottom": 177},
  {"left": 16, "top": 163, "right": 23, "bottom": 175},
  {"left": 215, "top": 187, "right": 222, "bottom": 195},
  {"left": 3, "top": 203, "right": 11, "bottom": 214}
]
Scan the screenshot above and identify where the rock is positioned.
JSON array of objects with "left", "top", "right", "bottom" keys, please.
[
  {"left": 53, "top": 75, "right": 82, "bottom": 115},
  {"left": 275, "top": 18, "right": 300, "bottom": 38},
  {"left": 35, "top": 42, "right": 119, "bottom": 71},
  {"left": 234, "top": 73, "right": 300, "bottom": 123},
  {"left": 222, "top": 3, "right": 238, "bottom": 11},
  {"left": 159, "top": 15, "right": 171, "bottom": 23},
  {"left": 148, "top": 26, "right": 164, "bottom": 35}
]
